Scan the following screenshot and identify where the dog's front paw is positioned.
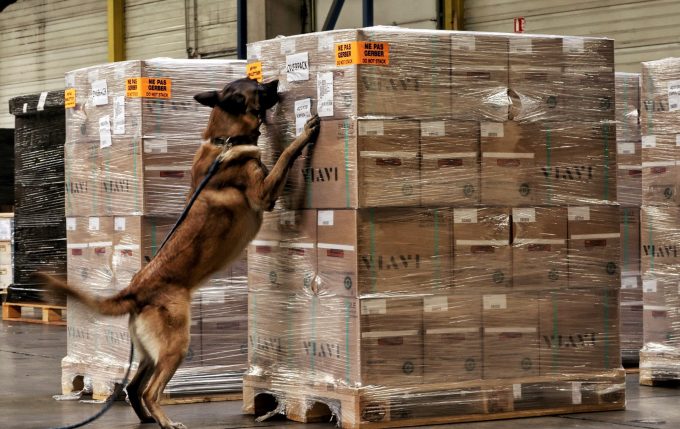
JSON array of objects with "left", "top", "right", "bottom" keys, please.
[{"left": 303, "top": 114, "right": 321, "bottom": 143}]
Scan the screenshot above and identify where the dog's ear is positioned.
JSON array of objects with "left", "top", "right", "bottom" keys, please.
[
  {"left": 259, "top": 79, "right": 280, "bottom": 110},
  {"left": 194, "top": 90, "right": 219, "bottom": 107},
  {"left": 219, "top": 93, "right": 247, "bottom": 115}
]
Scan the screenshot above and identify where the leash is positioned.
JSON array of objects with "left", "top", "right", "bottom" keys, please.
[{"left": 48, "top": 140, "right": 229, "bottom": 429}]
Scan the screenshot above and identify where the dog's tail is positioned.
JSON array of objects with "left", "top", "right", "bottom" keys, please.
[{"left": 38, "top": 273, "right": 135, "bottom": 317}]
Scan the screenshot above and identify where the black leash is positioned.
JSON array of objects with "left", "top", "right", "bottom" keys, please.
[{"left": 48, "top": 142, "right": 228, "bottom": 429}]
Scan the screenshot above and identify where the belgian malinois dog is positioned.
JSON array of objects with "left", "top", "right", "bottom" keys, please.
[{"left": 43, "top": 78, "right": 320, "bottom": 429}]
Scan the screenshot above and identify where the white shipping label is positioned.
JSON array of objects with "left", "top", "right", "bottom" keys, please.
[
  {"left": 563, "top": 37, "right": 585, "bottom": 53},
  {"left": 65, "top": 74, "right": 76, "bottom": 88},
  {"left": 0, "top": 219, "right": 11, "bottom": 240},
  {"left": 280, "top": 38, "right": 296, "bottom": 54},
  {"left": 318, "top": 34, "right": 335, "bottom": 52},
  {"left": 513, "top": 208, "right": 536, "bottom": 223},
  {"left": 643, "top": 279, "right": 658, "bottom": 293},
  {"left": 22, "top": 103, "right": 27, "bottom": 113},
  {"left": 294, "top": 98, "right": 312, "bottom": 136},
  {"left": 668, "top": 80, "right": 680, "bottom": 112},
  {"left": 89, "top": 217, "right": 100, "bottom": 231},
  {"left": 358, "top": 121, "right": 384, "bottom": 136},
  {"left": 483, "top": 294, "right": 507, "bottom": 310},
  {"left": 361, "top": 299, "right": 387, "bottom": 315},
  {"left": 144, "top": 139, "right": 168, "bottom": 153},
  {"left": 454, "top": 208, "right": 478, "bottom": 224},
  {"left": 424, "top": 296, "right": 448, "bottom": 313},
  {"left": 66, "top": 218, "right": 77, "bottom": 231},
  {"left": 676, "top": 135, "right": 680, "bottom": 146},
  {"left": 114, "top": 217, "right": 126, "bottom": 231},
  {"left": 513, "top": 384, "right": 522, "bottom": 400},
  {"left": 421, "top": 121, "right": 446, "bottom": 137},
  {"left": 642, "top": 135, "right": 657, "bottom": 148},
  {"left": 113, "top": 96, "right": 125, "bottom": 134},
  {"left": 572, "top": 382, "right": 582, "bottom": 405},
  {"left": 481, "top": 122, "right": 504, "bottom": 138},
  {"left": 99, "top": 115, "right": 112, "bottom": 148},
  {"left": 318, "top": 210, "right": 334, "bottom": 226},
  {"left": 451, "top": 36, "right": 476, "bottom": 51},
  {"left": 621, "top": 276, "right": 639, "bottom": 289},
  {"left": 37, "top": 91, "right": 48, "bottom": 111},
  {"left": 317, "top": 72, "right": 334, "bottom": 117},
  {"left": 617, "top": 142, "right": 636, "bottom": 155},
  {"left": 91, "top": 79, "right": 109, "bottom": 106},
  {"left": 510, "top": 37, "right": 532, "bottom": 54},
  {"left": 286, "top": 52, "right": 309, "bottom": 82},
  {"left": 568, "top": 206, "right": 590, "bottom": 221}
]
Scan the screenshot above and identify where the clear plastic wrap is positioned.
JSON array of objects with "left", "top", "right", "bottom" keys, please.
[
  {"left": 616, "top": 72, "right": 642, "bottom": 207},
  {"left": 62, "top": 59, "right": 249, "bottom": 399},
  {"left": 244, "top": 27, "right": 624, "bottom": 426},
  {"left": 639, "top": 58, "right": 680, "bottom": 383},
  {"left": 8, "top": 91, "right": 67, "bottom": 304}
]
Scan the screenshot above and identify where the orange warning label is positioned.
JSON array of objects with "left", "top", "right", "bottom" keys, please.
[
  {"left": 247, "top": 61, "right": 263, "bottom": 82},
  {"left": 64, "top": 88, "right": 76, "bottom": 108},
  {"left": 335, "top": 41, "right": 389, "bottom": 66},
  {"left": 126, "top": 77, "right": 172, "bottom": 99}
]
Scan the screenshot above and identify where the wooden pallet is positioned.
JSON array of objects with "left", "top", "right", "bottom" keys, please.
[
  {"left": 640, "top": 368, "right": 680, "bottom": 387},
  {"left": 2, "top": 301, "right": 66, "bottom": 325},
  {"left": 159, "top": 391, "right": 243, "bottom": 405},
  {"left": 243, "top": 370, "right": 626, "bottom": 429}
]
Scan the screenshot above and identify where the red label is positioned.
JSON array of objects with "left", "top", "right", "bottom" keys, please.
[
  {"left": 94, "top": 247, "right": 106, "bottom": 255},
  {"left": 651, "top": 167, "right": 667, "bottom": 174},
  {"left": 376, "top": 158, "right": 402, "bottom": 166},
  {"left": 378, "top": 337, "right": 404, "bottom": 346},
  {"left": 500, "top": 332, "right": 523, "bottom": 339},
  {"left": 289, "top": 248, "right": 306, "bottom": 256},
  {"left": 585, "top": 239, "right": 607, "bottom": 248},
  {"left": 652, "top": 310, "right": 668, "bottom": 318},
  {"left": 327, "top": 249, "right": 345, "bottom": 258},
  {"left": 256, "top": 246, "right": 272, "bottom": 254},
  {"left": 71, "top": 249, "right": 83, "bottom": 256},
  {"left": 514, "top": 17, "right": 525, "bottom": 33},
  {"left": 160, "top": 171, "right": 185, "bottom": 178},
  {"left": 438, "top": 158, "right": 463, "bottom": 167},
  {"left": 471, "top": 245, "right": 495, "bottom": 254},
  {"left": 628, "top": 169, "right": 642, "bottom": 177},
  {"left": 120, "top": 250, "right": 133, "bottom": 257}
]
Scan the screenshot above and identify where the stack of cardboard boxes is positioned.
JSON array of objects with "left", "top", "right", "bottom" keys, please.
[
  {"left": 62, "top": 59, "right": 249, "bottom": 398},
  {"left": 615, "top": 73, "right": 643, "bottom": 364},
  {"left": 639, "top": 58, "right": 680, "bottom": 381},
  {"left": 0, "top": 214, "right": 13, "bottom": 292},
  {"left": 245, "top": 27, "right": 623, "bottom": 424}
]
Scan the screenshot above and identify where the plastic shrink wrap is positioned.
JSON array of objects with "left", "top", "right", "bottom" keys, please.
[
  {"left": 61, "top": 59, "right": 249, "bottom": 399},
  {"left": 243, "top": 27, "right": 624, "bottom": 427}
]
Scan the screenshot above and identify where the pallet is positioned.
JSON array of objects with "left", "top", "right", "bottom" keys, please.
[
  {"left": 640, "top": 368, "right": 680, "bottom": 387},
  {"left": 159, "top": 392, "right": 243, "bottom": 405},
  {"left": 2, "top": 301, "right": 66, "bottom": 325},
  {"left": 243, "top": 370, "right": 626, "bottom": 429}
]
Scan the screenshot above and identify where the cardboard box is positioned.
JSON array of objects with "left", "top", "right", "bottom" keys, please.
[
  {"left": 247, "top": 209, "right": 317, "bottom": 293},
  {"left": 482, "top": 292, "right": 540, "bottom": 379},
  {"left": 295, "top": 295, "right": 360, "bottom": 385},
  {"left": 420, "top": 120, "right": 480, "bottom": 206},
  {"left": 620, "top": 287, "right": 643, "bottom": 359},
  {"left": 450, "top": 33, "right": 510, "bottom": 121},
  {"left": 66, "top": 216, "right": 114, "bottom": 291},
  {"left": 64, "top": 139, "right": 99, "bottom": 216},
  {"left": 453, "top": 208, "right": 511, "bottom": 291},
  {"left": 248, "top": 291, "right": 297, "bottom": 373},
  {"left": 567, "top": 206, "right": 620, "bottom": 288},
  {"left": 423, "top": 294, "right": 482, "bottom": 383},
  {"left": 534, "top": 122, "right": 617, "bottom": 205},
  {"left": 616, "top": 72, "right": 641, "bottom": 143},
  {"left": 0, "top": 241, "right": 11, "bottom": 265},
  {"left": 357, "top": 119, "right": 420, "bottom": 207},
  {"left": 360, "top": 297, "right": 423, "bottom": 386},
  {"left": 620, "top": 207, "right": 641, "bottom": 276},
  {"left": 316, "top": 208, "right": 452, "bottom": 296},
  {"left": 617, "top": 144, "right": 642, "bottom": 208},
  {"left": 640, "top": 207, "right": 680, "bottom": 276},
  {"left": 201, "top": 315, "right": 248, "bottom": 370},
  {"left": 512, "top": 207, "right": 568, "bottom": 289},
  {"left": 480, "top": 121, "right": 535, "bottom": 206},
  {"left": 539, "top": 289, "right": 620, "bottom": 375},
  {"left": 641, "top": 58, "right": 680, "bottom": 135},
  {"left": 0, "top": 264, "right": 12, "bottom": 288},
  {"left": 641, "top": 135, "right": 679, "bottom": 205},
  {"left": 642, "top": 276, "right": 680, "bottom": 347}
]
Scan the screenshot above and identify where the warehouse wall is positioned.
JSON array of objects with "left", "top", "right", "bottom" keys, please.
[
  {"left": 0, "top": 0, "right": 107, "bottom": 128},
  {"left": 314, "top": 0, "right": 438, "bottom": 30},
  {"left": 465, "top": 0, "right": 680, "bottom": 72}
]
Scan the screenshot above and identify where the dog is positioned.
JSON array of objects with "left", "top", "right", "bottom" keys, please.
[{"left": 42, "top": 77, "right": 320, "bottom": 429}]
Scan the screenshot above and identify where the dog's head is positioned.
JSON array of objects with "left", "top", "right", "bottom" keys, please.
[{"left": 194, "top": 78, "right": 279, "bottom": 141}]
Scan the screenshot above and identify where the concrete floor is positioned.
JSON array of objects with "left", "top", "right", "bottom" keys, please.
[{"left": 1, "top": 322, "right": 679, "bottom": 429}]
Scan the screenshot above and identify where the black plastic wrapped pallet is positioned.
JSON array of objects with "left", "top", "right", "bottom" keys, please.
[
  {"left": 8, "top": 91, "right": 66, "bottom": 304},
  {"left": 0, "top": 129, "right": 14, "bottom": 210}
]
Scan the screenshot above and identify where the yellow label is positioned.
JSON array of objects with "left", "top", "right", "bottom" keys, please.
[
  {"left": 246, "top": 61, "right": 263, "bottom": 82},
  {"left": 126, "top": 77, "right": 172, "bottom": 99},
  {"left": 335, "top": 41, "right": 389, "bottom": 67},
  {"left": 64, "top": 88, "right": 76, "bottom": 108}
]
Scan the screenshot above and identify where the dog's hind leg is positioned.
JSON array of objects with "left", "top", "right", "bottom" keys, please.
[
  {"left": 127, "top": 355, "right": 156, "bottom": 423},
  {"left": 142, "top": 347, "right": 188, "bottom": 429}
]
